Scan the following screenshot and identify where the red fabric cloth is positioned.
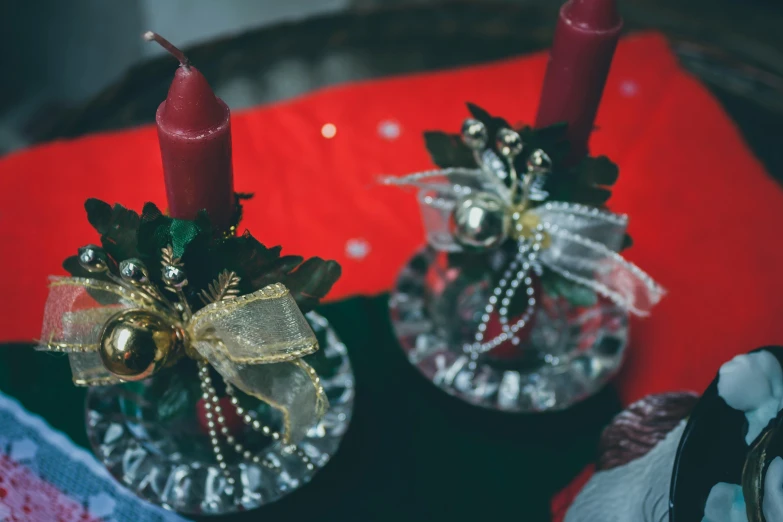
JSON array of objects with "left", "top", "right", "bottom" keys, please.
[
  {"left": 1, "top": 32, "right": 782, "bottom": 408},
  {"left": 0, "top": 455, "right": 99, "bottom": 521}
]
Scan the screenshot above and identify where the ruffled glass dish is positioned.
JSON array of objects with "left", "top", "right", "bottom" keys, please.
[
  {"left": 85, "top": 312, "right": 354, "bottom": 516},
  {"left": 390, "top": 247, "right": 628, "bottom": 412}
]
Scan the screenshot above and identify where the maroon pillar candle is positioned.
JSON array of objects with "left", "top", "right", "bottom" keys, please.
[
  {"left": 146, "top": 32, "right": 235, "bottom": 231},
  {"left": 534, "top": 0, "right": 623, "bottom": 163}
]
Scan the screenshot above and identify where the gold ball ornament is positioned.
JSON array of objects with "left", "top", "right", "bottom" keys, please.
[
  {"left": 451, "top": 192, "right": 509, "bottom": 249},
  {"left": 99, "top": 309, "right": 185, "bottom": 381}
]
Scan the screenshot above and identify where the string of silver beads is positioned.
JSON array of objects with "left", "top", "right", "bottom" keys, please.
[
  {"left": 224, "top": 383, "right": 315, "bottom": 472},
  {"left": 198, "top": 361, "right": 235, "bottom": 485},
  {"left": 464, "top": 224, "right": 545, "bottom": 360}
]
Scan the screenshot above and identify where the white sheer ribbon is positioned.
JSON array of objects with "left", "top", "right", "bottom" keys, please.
[{"left": 382, "top": 171, "right": 664, "bottom": 318}]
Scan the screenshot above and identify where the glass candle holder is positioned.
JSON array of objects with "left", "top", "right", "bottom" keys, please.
[
  {"left": 85, "top": 312, "right": 354, "bottom": 516},
  {"left": 390, "top": 246, "right": 628, "bottom": 412}
]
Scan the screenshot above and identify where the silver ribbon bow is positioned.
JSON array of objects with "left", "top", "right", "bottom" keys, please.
[{"left": 383, "top": 120, "right": 664, "bottom": 354}]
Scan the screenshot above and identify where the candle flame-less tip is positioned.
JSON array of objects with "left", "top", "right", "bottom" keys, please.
[{"left": 143, "top": 31, "right": 190, "bottom": 68}]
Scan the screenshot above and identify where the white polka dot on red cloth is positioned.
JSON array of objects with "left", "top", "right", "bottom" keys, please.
[
  {"left": 377, "top": 120, "right": 401, "bottom": 140},
  {"left": 345, "top": 238, "right": 371, "bottom": 260}
]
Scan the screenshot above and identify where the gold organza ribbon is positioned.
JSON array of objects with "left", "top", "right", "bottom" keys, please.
[{"left": 36, "top": 276, "right": 327, "bottom": 443}]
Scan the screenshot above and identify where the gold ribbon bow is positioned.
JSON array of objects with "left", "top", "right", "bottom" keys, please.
[{"left": 37, "top": 275, "right": 327, "bottom": 444}]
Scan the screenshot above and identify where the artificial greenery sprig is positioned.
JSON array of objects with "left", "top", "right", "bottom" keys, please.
[{"left": 63, "top": 197, "right": 341, "bottom": 315}]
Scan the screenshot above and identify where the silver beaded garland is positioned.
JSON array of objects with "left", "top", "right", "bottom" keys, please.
[
  {"left": 464, "top": 226, "right": 544, "bottom": 356},
  {"left": 198, "top": 361, "right": 235, "bottom": 484}
]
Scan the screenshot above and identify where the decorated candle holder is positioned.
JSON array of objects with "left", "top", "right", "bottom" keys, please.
[
  {"left": 385, "top": 104, "right": 663, "bottom": 412},
  {"left": 37, "top": 199, "right": 354, "bottom": 515},
  {"left": 560, "top": 345, "right": 783, "bottom": 522}
]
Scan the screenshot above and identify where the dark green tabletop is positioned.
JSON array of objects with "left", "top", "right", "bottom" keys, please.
[{"left": 3, "top": 2, "right": 783, "bottom": 521}]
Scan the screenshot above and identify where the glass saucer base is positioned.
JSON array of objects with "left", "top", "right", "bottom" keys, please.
[
  {"left": 389, "top": 247, "right": 629, "bottom": 412},
  {"left": 85, "top": 312, "right": 354, "bottom": 516}
]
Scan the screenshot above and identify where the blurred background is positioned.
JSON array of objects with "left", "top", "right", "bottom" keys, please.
[{"left": 1, "top": 0, "right": 783, "bottom": 162}]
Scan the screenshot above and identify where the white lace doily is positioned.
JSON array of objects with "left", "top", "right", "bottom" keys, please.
[{"left": 0, "top": 389, "right": 188, "bottom": 522}]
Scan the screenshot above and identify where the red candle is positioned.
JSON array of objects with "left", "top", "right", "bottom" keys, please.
[
  {"left": 534, "top": 0, "right": 622, "bottom": 163},
  {"left": 146, "top": 32, "right": 235, "bottom": 231}
]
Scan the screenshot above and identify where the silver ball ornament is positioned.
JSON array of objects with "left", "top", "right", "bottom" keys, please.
[
  {"left": 119, "top": 259, "right": 150, "bottom": 285},
  {"left": 461, "top": 118, "right": 488, "bottom": 150},
  {"left": 496, "top": 128, "right": 523, "bottom": 158},
  {"left": 526, "top": 149, "right": 552, "bottom": 173},
  {"left": 78, "top": 244, "right": 107, "bottom": 273},
  {"left": 451, "top": 192, "right": 509, "bottom": 249},
  {"left": 162, "top": 265, "right": 188, "bottom": 288}
]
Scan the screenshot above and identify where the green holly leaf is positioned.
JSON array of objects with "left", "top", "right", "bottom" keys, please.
[
  {"left": 74, "top": 196, "right": 342, "bottom": 314},
  {"left": 516, "top": 123, "right": 569, "bottom": 164},
  {"left": 179, "top": 230, "right": 341, "bottom": 314},
  {"left": 423, "top": 131, "right": 475, "bottom": 169},
  {"left": 62, "top": 255, "right": 113, "bottom": 288},
  {"left": 169, "top": 219, "right": 200, "bottom": 258},
  {"left": 575, "top": 156, "right": 619, "bottom": 187},
  {"left": 93, "top": 202, "right": 141, "bottom": 265},
  {"left": 466, "top": 102, "right": 511, "bottom": 138},
  {"left": 137, "top": 202, "right": 171, "bottom": 255},
  {"left": 281, "top": 257, "right": 342, "bottom": 313},
  {"left": 454, "top": 106, "right": 622, "bottom": 211},
  {"left": 85, "top": 198, "right": 113, "bottom": 235}
]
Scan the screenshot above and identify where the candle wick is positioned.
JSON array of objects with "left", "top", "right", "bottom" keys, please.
[{"left": 143, "top": 31, "right": 190, "bottom": 68}]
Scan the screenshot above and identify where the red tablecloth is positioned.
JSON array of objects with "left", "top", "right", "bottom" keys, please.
[{"left": 1, "top": 31, "right": 782, "bottom": 436}]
